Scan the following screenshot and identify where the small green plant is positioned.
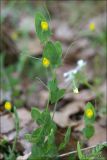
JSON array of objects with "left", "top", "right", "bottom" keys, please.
[
  {"left": 1, "top": 10, "right": 106, "bottom": 160},
  {"left": 1, "top": 102, "right": 20, "bottom": 160},
  {"left": 23, "top": 12, "right": 72, "bottom": 160},
  {"left": 24, "top": 11, "right": 102, "bottom": 160},
  {"left": 77, "top": 141, "right": 107, "bottom": 160},
  {"left": 83, "top": 102, "right": 96, "bottom": 139}
]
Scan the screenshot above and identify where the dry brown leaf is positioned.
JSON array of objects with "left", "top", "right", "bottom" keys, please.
[
  {"left": 38, "top": 90, "right": 49, "bottom": 108},
  {"left": 73, "top": 120, "right": 85, "bottom": 132},
  {"left": 28, "top": 39, "right": 42, "bottom": 56},
  {"left": 52, "top": 101, "right": 85, "bottom": 128},
  {"left": 17, "top": 108, "right": 32, "bottom": 128},
  {"left": 54, "top": 22, "right": 75, "bottom": 42},
  {"left": 17, "top": 152, "right": 31, "bottom": 160},
  {"left": 77, "top": 48, "right": 96, "bottom": 60},
  {"left": 1, "top": 114, "right": 14, "bottom": 134},
  {"left": 73, "top": 89, "right": 96, "bottom": 102},
  {"left": 88, "top": 122, "right": 106, "bottom": 146},
  {"left": 64, "top": 89, "right": 96, "bottom": 102}
]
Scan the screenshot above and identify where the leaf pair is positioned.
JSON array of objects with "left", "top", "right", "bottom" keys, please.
[
  {"left": 35, "top": 12, "right": 51, "bottom": 43},
  {"left": 35, "top": 12, "right": 62, "bottom": 68},
  {"left": 59, "top": 127, "right": 71, "bottom": 151},
  {"left": 43, "top": 41, "right": 62, "bottom": 68},
  {"left": 48, "top": 78, "right": 65, "bottom": 104},
  {"left": 83, "top": 102, "right": 96, "bottom": 139},
  {"left": 77, "top": 141, "right": 107, "bottom": 160},
  {"left": 26, "top": 108, "right": 58, "bottom": 159},
  {"left": 31, "top": 108, "right": 56, "bottom": 131},
  {"left": 84, "top": 102, "right": 96, "bottom": 124}
]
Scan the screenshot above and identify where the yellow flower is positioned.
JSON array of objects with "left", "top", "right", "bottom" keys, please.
[
  {"left": 85, "top": 108, "right": 93, "bottom": 118},
  {"left": 41, "top": 21, "right": 48, "bottom": 31},
  {"left": 89, "top": 22, "right": 95, "bottom": 31},
  {"left": 73, "top": 87, "right": 79, "bottom": 94},
  {"left": 4, "top": 101, "right": 12, "bottom": 111},
  {"left": 42, "top": 57, "right": 50, "bottom": 67},
  {"left": 11, "top": 32, "right": 18, "bottom": 40}
]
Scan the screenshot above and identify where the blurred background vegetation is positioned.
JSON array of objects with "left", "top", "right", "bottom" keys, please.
[
  {"left": 0, "top": 0, "right": 106, "bottom": 159},
  {"left": 0, "top": 0, "right": 106, "bottom": 108}
]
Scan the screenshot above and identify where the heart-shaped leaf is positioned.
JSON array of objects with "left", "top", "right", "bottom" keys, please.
[{"left": 35, "top": 12, "right": 51, "bottom": 43}]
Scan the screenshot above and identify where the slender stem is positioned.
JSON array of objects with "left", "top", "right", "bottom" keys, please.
[
  {"left": 52, "top": 102, "right": 57, "bottom": 120},
  {"left": 46, "top": 90, "right": 50, "bottom": 109},
  {"left": 9, "top": 107, "right": 19, "bottom": 159},
  {"left": 44, "top": 2, "right": 52, "bottom": 22},
  {"left": 84, "top": 81, "right": 95, "bottom": 92},
  {"left": 26, "top": 55, "right": 41, "bottom": 61},
  {"left": 63, "top": 37, "right": 81, "bottom": 61},
  {"left": 58, "top": 141, "right": 107, "bottom": 158},
  {"left": 47, "top": 68, "right": 56, "bottom": 110},
  {"left": 20, "top": 51, "right": 41, "bottom": 62},
  {"left": 1, "top": 55, "right": 12, "bottom": 94},
  {"left": 16, "top": 141, "right": 107, "bottom": 160},
  {"left": 12, "top": 107, "right": 19, "bottom": 150},
  {"left": 53, "top": 69, "right": 56, "bottom": 80},
  {"left": 35, "top": 77, "right": 50, "bottom": 109},
  {"left": 36, "top": 77, "right": 48, "bottom": 90}
]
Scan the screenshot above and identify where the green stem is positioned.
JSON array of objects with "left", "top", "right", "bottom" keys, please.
[
  {"left": 36, "top": 77, "right": 48, "bottom": 90},
  {"left": 12, "top": 107, "right": 19, "bottom": 151},
  {"left": 58, "top": 141, "right": 107, "bottom": 158},
  {"left": 46, "top": 89, "right": 50, "bottom": 109},
  {"left": 9, "top": 107, "right": 19, "bottom": 159},
  {"left": 46, "top": 67, "right": 56, "bottom": 110},
  {"left": 84, "top": 81, "right": 96, "bottom": 92},
  {"left": 35, "top": 77, "right": 50, "bottom": 109},
  {"left": 27, "top": 55, "right": 41, "bottom": 61},
  {"left": 72, "top": 79, "right": 78, "bottom": 89},
  {"left": 50, "top": 66, "right": 56, "bottom": 80},
  {"left": 1, "top": 55, "right": 12, "bottom": 94},
  {"left": 52, "top": 101, "right": 57, "bottom": 120}
]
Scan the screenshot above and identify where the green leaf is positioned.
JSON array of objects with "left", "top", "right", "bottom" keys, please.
[
  {"left": 86, "top": 143, "right": 107, "bottom": 160},
  {"left": 35, "top": 12, "right": 51, "bottom": 43},
  {"left": 77, "top": 142, "right": 83, "bottom": 160},
  {"left": 54, "top": 41, "right": 62, "bottom": 56},
  {"left": 31, "top": 108, "right": 56, "bottom": 141},
  {"left": 29, "top": 109, "right": 57, "bottom": 159},
  {"left": 45, "top": 129, "right": 58, "bottom": 157},
  {"left": 0, "top": 137, "right": 8, "bottom": 147},
  {"left": 41, "top": 109, "right": 57, "bottom": 135},
  {"left": 43, "top": 41, "right": 62, "bottom": 68},
  {"left": 25, "top": 128, "right": 44, "bottom": 144},
  {"left": 31, "top": 108, "right": 42, "bottom": 125},
  {"left": 30, "top": 143, "right": 44, "bottom": 160},
  {"left": 25, "top": 134, "right": 33, "bottom": 142},
  {"left": 58, "top": 127, "right": 71, "bottom": 151},
  {"left": 48, "top": 78, "right": 65, "bottom": 104},
  {"left": 57, "top": 89, "right": 65, "bottom": 101},
  {"left": 84, "top": 102, "right": 96, "bottom": 124},
  {"left": 83, "top": 124, "right": 95, "bottom": 139},
  {"left": 92, "top": 143, "right": 107, "bottom": 155}
]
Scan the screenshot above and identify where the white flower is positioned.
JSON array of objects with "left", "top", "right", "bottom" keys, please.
[
  {"left": 64, "top": 59, "right": 86, "bottom": 82},
  {"left": 77, "top": 59, "right": 86, "bottom": 68},
  {"left": 63, "top": 60, "right": 86, "bottom": 92},
  {"left": 73, "top": 87, "right": 79, "bottom": 94}
]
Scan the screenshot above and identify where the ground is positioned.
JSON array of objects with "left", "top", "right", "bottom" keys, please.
[{"left": 0, "top": 0, "right": 107, "bottom": 160}]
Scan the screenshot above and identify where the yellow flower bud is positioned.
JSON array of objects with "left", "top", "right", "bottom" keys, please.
[
  {"left": 85, "top": 108, "right": 93, "bottom": 118},
  {"left": 11, "top": 32, "right": 18, "bottom": 40},
  {"left": 89, "top": 22, "right": 95, "bottom": 31},
  {"left": 42, "top": 57, "right": 50, "bottom": 67},
  {"left": 41, "top": 21, "right": 48, "bottom": 31},
  {"left": 4, "top": 101, "right": 12, "bottom": 111}
]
